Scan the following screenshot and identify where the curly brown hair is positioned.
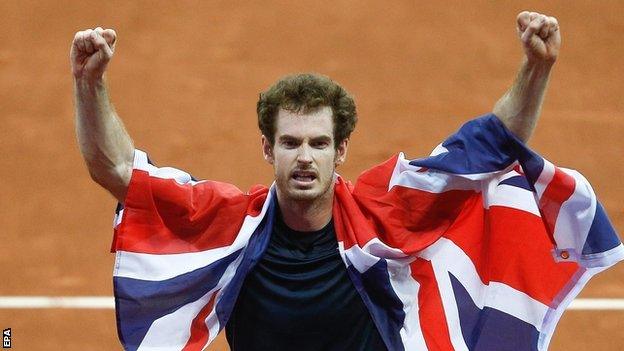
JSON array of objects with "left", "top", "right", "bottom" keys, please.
[{"left": 257, "top": 73, "right": 357, "bottom": 147}]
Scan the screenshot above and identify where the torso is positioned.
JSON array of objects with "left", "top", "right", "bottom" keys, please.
[{"left": 225, "top": 210, "right": 387, "bottom": 351}]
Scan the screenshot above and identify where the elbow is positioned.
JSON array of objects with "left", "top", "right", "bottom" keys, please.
[
  {"left": 85, "top": 159, "right": 132, "bottom": 202},
  {"left": 492, "top": 110, "right": 532, "bottom": 143}
]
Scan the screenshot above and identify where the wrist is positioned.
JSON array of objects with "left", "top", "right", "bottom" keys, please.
[
  {"left": 74, "top": 76, "right": 109, "bottom": 101},
  {"left": 74, "top": 75, "right": 106, "bottom": 90},
  {"left": 524, "top": 56, "right": 555, "bottom": 72}
]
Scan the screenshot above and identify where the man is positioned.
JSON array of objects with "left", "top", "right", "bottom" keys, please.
[{"left": 73, "top": 11, "right": 622, "bottom": 351}]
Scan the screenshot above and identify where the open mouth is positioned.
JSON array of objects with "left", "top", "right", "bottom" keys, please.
[{"left": 291, "top": 170, "right": 317, "bottom": 183}]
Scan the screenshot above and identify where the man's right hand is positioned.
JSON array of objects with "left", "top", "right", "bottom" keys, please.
[{"left": 70, "top": 27, "right": 116, "bottom": 81}]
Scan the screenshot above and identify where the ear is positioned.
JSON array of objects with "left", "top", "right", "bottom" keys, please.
[
  {"left": 334, "top": 138, "right": 349, "bottom": 166},
  {"left": 261, "top": 135, "right": 274, "bottom": 164}
]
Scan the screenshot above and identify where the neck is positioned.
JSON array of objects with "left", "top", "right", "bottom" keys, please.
[{"left": 276, "top": 185, "right": 334, "bottom": 232}]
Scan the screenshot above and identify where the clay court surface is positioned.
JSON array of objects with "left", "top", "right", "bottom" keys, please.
[{"left": 1, "top": 1, "right": 623, "bottom": 349}]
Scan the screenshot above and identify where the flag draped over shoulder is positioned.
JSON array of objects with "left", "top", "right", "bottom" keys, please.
[{"left": 111, "top": 113, "right": 623, "bottom": 351}]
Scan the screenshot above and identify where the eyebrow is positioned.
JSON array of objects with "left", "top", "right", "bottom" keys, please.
[{"left": 278, "top": 135, "right": 332, "bottom": 143}]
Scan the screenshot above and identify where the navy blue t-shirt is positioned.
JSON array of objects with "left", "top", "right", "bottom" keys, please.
[{"left": 225, "top": 210, "right": 387, "bottom": 351}]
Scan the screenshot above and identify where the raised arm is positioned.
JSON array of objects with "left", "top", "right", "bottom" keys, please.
[
  {"left": 71, "top": 28, "right": 134, "bottom": 203},
  {"left": 493, "top": 11, "right": 561, "bottom": 142}
]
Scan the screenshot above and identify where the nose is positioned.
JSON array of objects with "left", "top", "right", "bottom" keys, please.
[{"left": 297, "top": 144, "right": 313, "bottom": 165}]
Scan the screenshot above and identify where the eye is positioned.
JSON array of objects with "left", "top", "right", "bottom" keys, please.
[
  {"left": 282, "top": 140, "right": 298, "bottom": 148},
  {"left": 312, "top": 141, "right": 330, "bottom": 149}
]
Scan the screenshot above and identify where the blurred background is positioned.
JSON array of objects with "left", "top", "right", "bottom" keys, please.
[{"left": 1, "top": 0, "right": 622, "bottom": 349}]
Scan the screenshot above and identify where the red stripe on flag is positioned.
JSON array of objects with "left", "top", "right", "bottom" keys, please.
[
  {"left": 333, "top": 177, "right": 377, "bottom": 250},
  {"left": 443, "top": 197, "right": 578, "bottom": 306},
  {"left": 538, "top": 167, "right": 576, "bottom": 241},
  {"left": 411, "top": 258, "right": 454, "bottom": 351},
  {"left": 114, "top": 170, "right": 268, "bottom": 254},
  {"left": 346, "top": 155, "right": 474, "bottom": 253},
  {"left": 182, "top": 291, "right": 219, "bottom": 351},
  {"left": 333, "top": 155, "right": 398, "bottom": 249}
]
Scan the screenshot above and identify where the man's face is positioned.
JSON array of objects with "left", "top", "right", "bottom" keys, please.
[{"left": 262, "top": 106, "right": 348, "bottom": 202}]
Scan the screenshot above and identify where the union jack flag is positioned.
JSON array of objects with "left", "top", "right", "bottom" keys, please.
[{"left": 111, "top": 114, "right": 623, "bottom": 350}]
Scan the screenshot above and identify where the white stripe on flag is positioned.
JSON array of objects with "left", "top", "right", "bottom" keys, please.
[
  {"left": 487, "top": 183, "right": 540, "bottom": 216},
  {"left": 419, "top": 238, "right": 550, "bottom": 332},
  {"left": 551, "top": 168, "right": 596, "bottom": 260},
  {"left": 114, "top": 246, "right": 235, "bottom": 281},
  {"left": 388, "top": 153, "right": 491, "bottom": 194},
  {"left": 534, "top": 160, "right": 556, "bottom": 199}
]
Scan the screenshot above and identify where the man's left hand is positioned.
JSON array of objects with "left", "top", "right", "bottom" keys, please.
[{"left": 517, "top": 11, "right": 561, "bottom": 65}]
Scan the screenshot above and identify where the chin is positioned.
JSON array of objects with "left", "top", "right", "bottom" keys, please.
[
  {"left": 275, "top": 175, "right": 334, "bottom": 203},
  {"left": 279, "top": 181, "right": 334, "bottom": 203},
  {"left": 285, "top": 188, "right": 324, "bottom": 201}
]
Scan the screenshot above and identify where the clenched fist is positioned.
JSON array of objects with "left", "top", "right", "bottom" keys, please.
[
  {"left": 70, "top": 27, "right": 117, "bottom": 80},
  {"left": 517, "top": 11, "right": 561, "bottom": 64}
]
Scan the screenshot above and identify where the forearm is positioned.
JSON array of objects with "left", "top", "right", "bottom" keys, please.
[
  {"left": 74, "top": 77, "right": 134, "bottom": 201},
  {"left": 492, "top": 59, "right": 553, "bottom": 142}
]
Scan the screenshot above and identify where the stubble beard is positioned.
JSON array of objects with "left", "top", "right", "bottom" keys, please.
[{"left": 276, "top": 171, "right": 335, "bottom": 204}]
